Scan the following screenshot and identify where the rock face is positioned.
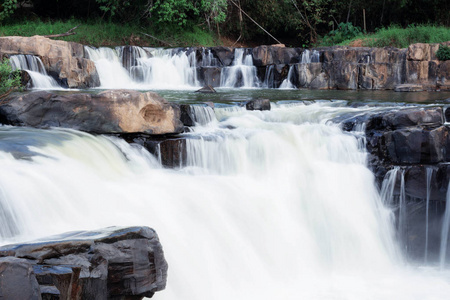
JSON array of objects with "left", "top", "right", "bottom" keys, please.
[
  {"left": 337, "top": 105, "right": 450, "bottom": 261},
  {"left": 0, "top": 226, "right": 168, "bottom": 299},
  {"left": 0, "top": 90, "right": 184, "bottom": 134},
  {"left": 0, "top": 35, "right": 99, "bottom": 88}
]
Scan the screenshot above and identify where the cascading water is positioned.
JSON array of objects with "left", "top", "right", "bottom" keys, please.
[
  {"left": 440, "top": 182, "right": 450, "bottom": 269},
  {"left": 2, "top": 102, "right": 450, "bottom": 299},
  {"left": 220, "top": 48, "right": 260, "bottom": 88},
  {"left": 85, "top": 46, "right": 199, "bottom": 89},
  {"left": 279, "top": 65, "right": 296, "bottom": 89},
  {"left": 9, "top": 54, "right": 61, "bottom": 89},
  {"left": 301, "top": 49, "right": 320, "bottom": 63}
]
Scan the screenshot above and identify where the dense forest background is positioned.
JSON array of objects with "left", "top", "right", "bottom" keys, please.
[{"left": 0, "top": 0, "right": 449, "bottom": 47}]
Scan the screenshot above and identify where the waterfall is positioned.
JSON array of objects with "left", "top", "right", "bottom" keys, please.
[
  {"left": 84, "top": 46, "right": 199, "bottom": 89},
  {"left": 279, "top": 65, "right": 296, "bottom": 89},
  {"left": 220, "top": 48, "right": 260, "bottom": 88},
  {"left": 2, "top": 103, "right": 450, "bottom": 299},
  {"left": 425, "top": 167, "right": 433, "bottom": 263},
  {"left": 187, "top": 104, "right": 217, "bottom": 127},
  {"left": 301, "top": 49, "right": 320, "bottom": 64},
  {"left": 200, "top": 48, "right": 219, "bottom": 67},
  {"left": 262, "top": 65, "right": 275, "bottom": 88},
  {"left": 440, "top": 181, "right": 450, "bottom": 268},
  {"left": 9, "top": 54, "right": 61, "bottom": 89}
]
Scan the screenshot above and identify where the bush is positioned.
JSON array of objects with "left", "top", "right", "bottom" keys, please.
[
  {"left": 436, "top": 45, "right": 450, "bottom": 61},
  {"left": 320, "top": 22, "right": 362, "bottom": 46},
  {"left": 0, "top": 58, "right": 23, "bottom": 103}
]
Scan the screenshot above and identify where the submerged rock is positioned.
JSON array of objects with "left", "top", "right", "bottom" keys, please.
[
  {"left": 195, "top": 85, "right": 217, "bottom": 93},
  {"left": 246, "top": 99, "right": 271, "bottom": 111},
  {"left": 0, "top": 90, "right": 184, "bottom": 135},
  {"left": 0, "top": 226, "right": 168, "bottom": 299}
]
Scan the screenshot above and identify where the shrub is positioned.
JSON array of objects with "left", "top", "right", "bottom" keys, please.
[
  {"left": 436, "top": 45, "right": 450, "bottom": 61},
  {"left": 0, "top": 58, "right": 23, "bottom": 103},
  {"left": 320, "top": 22, "right": 362, "bottom": 46}
]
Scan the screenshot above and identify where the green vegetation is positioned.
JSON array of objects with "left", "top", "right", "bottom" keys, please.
[
  {"left": 0, "top": 0, "right": 448, "bottom": 47},
  {"left": 0, "top": 19, "right": 218, "bottom": 47},
  {"left": 0, "top": 58, "right": 23, "bottom": 102},
  {"left": 320, "top": 23, "right": 362, "bottom": 46},
  {"left": 323, "top": 25, "right": 450, "bottom": 48},
  {"left": 436, "top": 45, "right": 450, "bottom": 61}
]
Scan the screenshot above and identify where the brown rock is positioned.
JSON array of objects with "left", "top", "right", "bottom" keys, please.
[
  {"left": 407, "top": 43, "right": 431, "bottom": 61},
  {"left": 0, "top": 36, "right": 99, "bottom": 88},
  {"left": 0, "top": 90, "right": 184, "bottom": 134}
]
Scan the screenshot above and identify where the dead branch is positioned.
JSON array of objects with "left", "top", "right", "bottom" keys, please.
[
  {"left": 44, "top": 26, "right": 79, "bottom": 38},
  {"left": 229, "top": 0, "right": 282, "bottom": 45}
]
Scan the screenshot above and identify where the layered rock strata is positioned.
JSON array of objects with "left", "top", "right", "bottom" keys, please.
[{"left": 0, "top": 226, "right": 168, "bottom": 299}]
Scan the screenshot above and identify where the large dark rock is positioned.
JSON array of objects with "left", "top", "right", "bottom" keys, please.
[
  {"left": 0, "top": 90, "right": 184, "bottom": 135},
  {"left": 198, "top": 67, "right": 221, "bottom": 87},
  {"left": 0, "top": 257, "right": 42, "bottom": 300},
  {"left": 210, "top": 47, "right": 234, "bottom": 67},
  {"left": 0, "top": 226, "right": 168, "bottom": 299},
  {"left": 252, "top": 45, "right": 301, "bottom": 67},
  {"left": 246, "top": 99, "right": 271, "bottom": 111}
]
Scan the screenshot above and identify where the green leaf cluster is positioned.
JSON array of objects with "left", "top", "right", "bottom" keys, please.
[
  {"left": 320, "top": 22, "right": 362, "bottom": 46},
  {"left": 0, "top": 58, "right": 23, "bottom": 101},
  {"left": 436, "top": 45, "right": 450, "bottom": 61},
  {"left": 0, "top": 0, "right": 18, "bottom": 22}
]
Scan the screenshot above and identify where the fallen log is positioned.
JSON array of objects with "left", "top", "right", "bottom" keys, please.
[{"left": 44, "top": 25, "right": 79, "bottom": 38}]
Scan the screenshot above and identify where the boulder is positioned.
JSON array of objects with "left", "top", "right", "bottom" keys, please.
[
  {"left": 246, "top": 99, "right": 271, "bottom": 111},
  {"left": 252, "top": 45, "right": 301, "bottom": 67},
  {"left": 195, "top": 85, "right": 216, "bottom": 93},
  {"left": 198, "top": 67, "right": 221, "bottom": 87},
  {"left": 0, "top": 226, "right": 168, "bottom": 299},
  {"left": 0, "top": 90, "right": 184, "bottom": 134},
  {"left": 0, "top": 36, "right": 99, "bottom": 88},
  {"left": 0, "top": 257, "right": 42, "bottom": 300},
  {"left": 407, "top": 43, "right": 431, "bottom": 61},
  {"left": 210, "top": 47, "right": 234, "bottom": 66}
]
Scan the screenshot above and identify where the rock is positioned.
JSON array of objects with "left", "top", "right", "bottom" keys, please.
[
  {"left": 407, "top": 43, "right": 431, "bottom": 61},
  {"left": 366, "top": 107, "right": 443, "bottom": 131},
  {"left": 198, "top": 67, "right": 221, "bottom": 87},
  {"left": 394, "top": 84, "right": 424, "bottom": 92},
  {"left": 0, "top": 226, "right": 168, "bottom": 299},
  {"left": 0, "top": 90, "right": 184, "bottom": 135},
  {"left": 0, "top": 257, "right": 42, "bottom": 300},
  {"left": 210, "top": 47, "right": 234, "bottom": 66},
  {"left": 0, "top": 36, "right": 99, "bottom": 88},
  {"left": 252, "top": 45, "right": 301, "bottom": 67},
  {"left": 195, "top": 85, "right": 216, "bottom": 93},
  {"left": 246, "top": 99, "right": 271, "bottom": 111}
]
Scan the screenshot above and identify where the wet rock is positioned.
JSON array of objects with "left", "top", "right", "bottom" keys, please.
[
  {"left": 198, "top": 67, "right": 221, "bottom": 87},
  {"left": 407, "top": 43, "right": 431, "bottom": 61},
  {"left": 0, "top": 36, "right": 99, "bottom": 88},
  {"left": 210, "top": 47, "right": 234, "bottom": 66},
  {"left": 252, "top": 45, "right": 301, "bottom": 67},
  {"left": 0, "top": 90, "right": 184, "bottom": 135},
  {"left": 246, "top": 99, "right": 271, "bottom": 111},
  {"left": 0, "top": 226, "right": 167, "bottom": 299},
  {"left": 366, "top": 107, "right": 443, "bottom": 131},
  {"left": 0, "top": 257, "right": 41, "bottom": 300}
]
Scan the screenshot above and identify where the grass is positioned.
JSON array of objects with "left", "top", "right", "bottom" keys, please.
[
  {"left": 318, "top": 24, "right": 450, "bottom": 48},
  {"left": 0, "top": 19, "right": 220, "bottom": 47}
]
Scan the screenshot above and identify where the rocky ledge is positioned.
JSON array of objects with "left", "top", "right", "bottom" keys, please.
[
  {"left": 0, "top": 226, "right": 168, "bottom": 299},
  {"left": 0, "top": 90, "right": 184, "bottom": 135},
  {"left": 336, "top": 105, "right": 450, "bottom": 260}
]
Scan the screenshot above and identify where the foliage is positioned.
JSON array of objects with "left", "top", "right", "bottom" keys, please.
[
  {"left": 436, "top": 45, "right": 450, "bottom": 61},
  {"left": 319, "top": 22, "right": 362, "bottom": 46},
  {"left": 0, "top": 58, "right": 22, "bottom": 102},
  {"left": 335, "top": 24, "right": 450, "bottom": 48},
  {"left": 0, "top": 0, "right": 17, "bottom": 23},
  {"left": 0, "top": 19, "right": 219, "bottom": 47}
]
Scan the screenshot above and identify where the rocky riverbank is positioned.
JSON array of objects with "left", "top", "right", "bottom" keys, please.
[
  {"left": 0, "top": 36, "right": 448, "bottom": 90},
  {"left": 0, "top": 226, "right": 168, "bottom": 299}
]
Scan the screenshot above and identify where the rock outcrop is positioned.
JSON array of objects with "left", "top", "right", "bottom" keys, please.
[
  {"left": 0, "top": 90, "right": 184, "bottom": 134},
  {"left": 337, "top": 105, "right": 450, "bottom": 261},
  {"left": 0, "top": 226, "right": 168, "bottom": 299},
  {"left": 0, "top": 35, "right": 99, "bottom": 88}
]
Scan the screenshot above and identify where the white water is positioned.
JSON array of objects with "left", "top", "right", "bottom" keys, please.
[
  {"left": 440, "top": 182, "right": 450, "bottom": 269},
  {"left": 279, "top": 65, "right": 296, "bottom": 89},
  {"left": 220, "top": 48, "right": 260, "bottom": 88},
  {"left": 9, "top": 55, "right": 61, "bottom": 89},
  {"left": 301, "top": 49, "right": 320, "bottom": 64},
  {"left": 85, "top": 46, "right": 199, "bottom": 89},
  {"left": 1, "top": 103, "right": 450, "bottom": 299}
]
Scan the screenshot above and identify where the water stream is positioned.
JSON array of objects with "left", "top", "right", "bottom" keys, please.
[{"left": 1, "top": 102, "right": 450, "bottom": 299}]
